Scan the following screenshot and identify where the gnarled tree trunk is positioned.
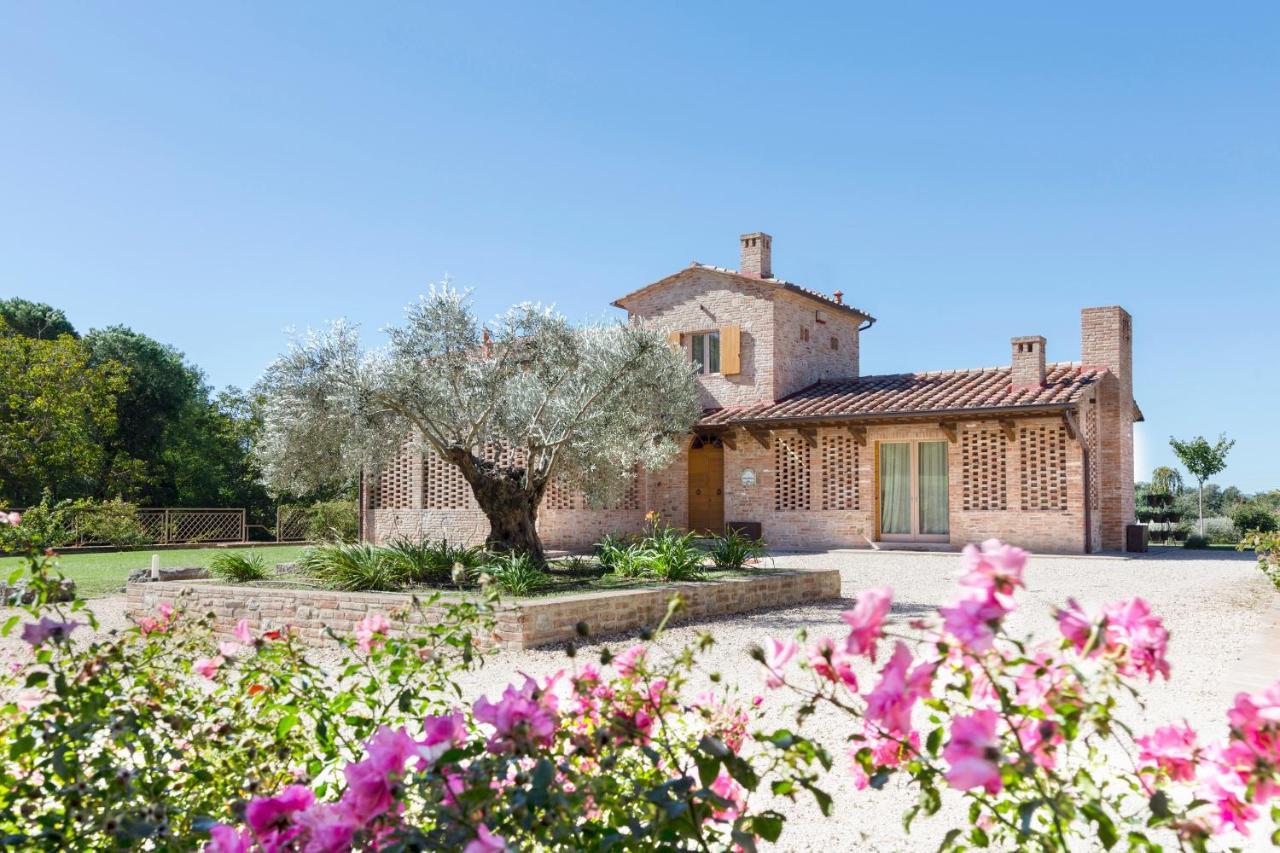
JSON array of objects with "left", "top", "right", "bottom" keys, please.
[{"left": 449, "top": 448, "right": 546, "bottom": 564}]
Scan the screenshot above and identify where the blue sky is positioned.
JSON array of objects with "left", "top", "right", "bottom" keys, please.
[{"left": 2, "top": 3, "right": 1277, "bottom": 490}]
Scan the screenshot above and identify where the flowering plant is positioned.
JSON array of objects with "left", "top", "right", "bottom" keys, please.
[
  {"left": 756, "top": 539, "right": 1280, "bottom": 850},
  {"left": 0, "top": 517, "right": 826, "bottom": 850}
]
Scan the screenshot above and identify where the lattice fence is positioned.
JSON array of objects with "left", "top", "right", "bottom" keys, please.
[
  {"left": 961, "top": 428, "right": 1008, "bottom": 511},
  {"left": 1020, "top": 426, "right": 1069, "bottom": 511},
  {"left": 820, "top": 433, "right": 859, "bottom": 510},
  {"left": 275, "top": 506, "right": 311, "bottom": 542},
  {"left": 774, "top": 435, "right": 811, "bottom": 511}
]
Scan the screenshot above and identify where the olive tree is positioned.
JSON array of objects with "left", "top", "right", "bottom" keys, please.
[{"left": 256, "top": 286, "right": 700, "bottom": 562}]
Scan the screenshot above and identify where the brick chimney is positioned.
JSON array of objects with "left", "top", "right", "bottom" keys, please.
[
  {"left": 739, "top": 232, "right": 772, "bottom": 278},
  {"left": 1081, "top": 306, "right": 1133, "bottom": 406},
  {"left": 1010, "top": 335, "right": 1046, "bottom": 388},
  {"left": 1080, "top": 305, "right": 1136, "bottom": 550}
]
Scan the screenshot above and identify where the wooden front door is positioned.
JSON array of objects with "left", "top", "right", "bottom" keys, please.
[{"left": 687, "top": 437, "right": 725, "bottom": 534}]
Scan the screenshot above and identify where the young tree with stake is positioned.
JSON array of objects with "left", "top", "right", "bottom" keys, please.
[
  {"left": 255, "top": 286, "right": 700, "bottom": 563},
  {"left": 1169, "top": 433, "right": 1234, "bottom": 536}
]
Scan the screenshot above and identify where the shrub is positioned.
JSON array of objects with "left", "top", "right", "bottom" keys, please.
[
  {"left": 1184, "top": 533, "right": 1210, "bottom": 549},
  {"left": 208, "top": 550, "right": 270, "bottom": 583},
  {"left": 480, "top": 551, "right": 549, "bottom": 596},
  {"left": 707, "top": 528, "right": 766, "bottom": 570},
  {"left": 1203, "top": 516, "right": 1239, "bottom": 545},
  {"left": 594, "top": 532, "right": 635, "bottom": 572},
  {"left": 69, "top": 497, "right": 149, "bottom": 547},
  {"left": 1241, "top": 530, "right": 1280, "bottom": 590},
  {"left": 3, "top": 491, "right": 75, "bottom": 550},
  {"left": 297, "top": 542, "right": 401, "bottom": 591},
  {"left": 280, "top": 499, "right": 359, "bottom": 542},
  {"left": 1231, "top": 502, "right": 1279, "bottom": 535}
]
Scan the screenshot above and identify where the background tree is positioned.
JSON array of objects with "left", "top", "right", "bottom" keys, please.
[
  {"left": 256, "top": 287, "right": 700, "bottom": 561},
  {"left": 1149, "top": 465, "right": 1183, "bottom": 495},
  {"left": 0, "top": 297, "right": 77, "bottom": 339},
  {"left": 0, "top": 319, "right": 126, "bottom": 504},
  {"left": 1170, "top": 433, "right": 1235, "bottom": 535}
]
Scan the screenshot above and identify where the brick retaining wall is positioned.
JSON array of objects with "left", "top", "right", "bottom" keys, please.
[{"left": 126, "top": 568, "right": 841, "bottom": 651}]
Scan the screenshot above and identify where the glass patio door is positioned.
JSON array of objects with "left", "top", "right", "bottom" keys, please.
[{"left": 879, "top": 441, "right": 949, "bottom": 541}]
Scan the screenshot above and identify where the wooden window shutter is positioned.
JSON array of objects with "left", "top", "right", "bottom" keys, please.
[
  {"left": 721, "top": 322, "right": 742, "bottom": 371},
  {"left": 666, "top": 330, "right": 682, "bottom": 350},
  {"left": 720, "top": 324, "right": 741, "bottom": 375}
]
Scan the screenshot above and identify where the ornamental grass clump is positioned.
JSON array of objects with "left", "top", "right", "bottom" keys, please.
[
  {"left": 479, "top": 551, "right": 549, "bottom": 596},
  {"left": 207, "top": 550, "right": 270, "bottom": 584},
  {"left": 707, "top": 528, "right": 766, "bottom": 570},
  {"left": 297, "top": 541, "right": 402, "bottom": 591}
]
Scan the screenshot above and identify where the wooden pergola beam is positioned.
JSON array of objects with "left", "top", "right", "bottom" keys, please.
[
  {"left": 998, "top": 418, "right": 1017, "bottom": 441},
  {"left": 797, "top": 427, "right": 818, "bottom": 447},
  {"left": 845, "top": 425, "right": 867, "bottom": 446},
  {"left": 939, "top": 421, "right": 958, "bottom": 443}
]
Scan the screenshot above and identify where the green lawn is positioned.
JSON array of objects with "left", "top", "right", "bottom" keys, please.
[{"left": 1, "top": 544, "right": 310, "bottom": 598}]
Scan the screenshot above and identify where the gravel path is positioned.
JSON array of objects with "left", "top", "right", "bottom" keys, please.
[{"left": 4, "top": 548, "right": 1273, "bottom": 850}]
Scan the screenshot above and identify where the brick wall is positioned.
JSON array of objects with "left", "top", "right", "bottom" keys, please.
[
  {"left": 126, "top": 568, "right": 841, "bottom": 650},
  {"left": 621, "top": 268, "right": 778, "bottom": 407},
  {"left": 715, "top": 418, "right": 1088, "bottom": 553},
  {"left": 771, "top": 290, "right": 862, "bottom": 398}
]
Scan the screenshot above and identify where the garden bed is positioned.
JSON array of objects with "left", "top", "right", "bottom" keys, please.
[{"left": 125, "top": 567, "right": 841, "bottom": 650}]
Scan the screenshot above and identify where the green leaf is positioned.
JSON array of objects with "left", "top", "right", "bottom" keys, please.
[
  {"left": 1, "top": 615, "right": 19, "bottom": 637},
  {"left": 926, "top": 726, "right": 943, "bottom": 756},
  {"left": 750, "top": 812, "right": 784, "bottom": 843},
  {"left": 1081, "top": 801, "right": 1118, "bottom": 850},
  {"left": 276, "top": 714, "right": 299, "bottom": 739},
  {"left": 937, "top": 828, "right": 962, "bottom": 851},
  {"left": 1148, "top": 789, "right": 1170, "bottom": 819}
]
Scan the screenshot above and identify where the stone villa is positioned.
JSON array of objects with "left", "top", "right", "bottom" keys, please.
[{"left": 364, "top": 233, "right": 1139, "bottom": 554}]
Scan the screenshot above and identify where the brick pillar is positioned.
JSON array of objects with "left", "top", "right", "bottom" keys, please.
[{"left": 1081, "top": 307, "right": 1134, "bottom": 550}]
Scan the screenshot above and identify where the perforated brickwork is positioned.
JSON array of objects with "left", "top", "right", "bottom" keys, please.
[
  {"left": 774, "top": 435, "right": 811, "bottom": 511},
  {"left": 422, "top": 449, "right": 470, "bottom": 509},
  {"left": 1020, "top": 426, "right": 1069, "bottom": 511},
  {"left": 618, "top": 471, "right": 642, "bottom": 511},
  {"left": 961, "top": 429, "right": 1008, "bottom": 511},
  {"left": 373, "top": 439, "right": 417, "bottom": 509},
  {"left": 820, "top": 434, "right": 859, "bottom": 510},
  {"left": 1084, "top": 404, "right": 1100, "bottom": 512},
  {"left": 544, "top": 479, "right": 577, "bottom": 511}
]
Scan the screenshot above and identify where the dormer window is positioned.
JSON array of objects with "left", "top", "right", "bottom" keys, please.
[{"left": 691, "top": 331, "right": 721, "bottom": 375}]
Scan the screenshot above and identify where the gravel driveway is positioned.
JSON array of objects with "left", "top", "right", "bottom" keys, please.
[{"left": 6, "top": 548, "right": 1273, "bottom": 850}]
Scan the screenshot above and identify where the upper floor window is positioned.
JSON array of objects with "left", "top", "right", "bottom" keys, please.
[{"left": 691, "top": 331, "right": 720, "bottom": 374}]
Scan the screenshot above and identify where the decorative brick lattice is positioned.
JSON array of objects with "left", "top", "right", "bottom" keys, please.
[
  {"left": 774, "top": 435, "right": 811, "bottom": 511},
  {"left": 421, "top": 449, "right": 469, "bottom": 510},
  {"left": 617, "top": 470, "right": 642, "bottom": 511},
  {"left": 961, "top": 429, "right": 1008, "bottom": 511},
  {"left": 1020, "top": 426, "right": 1068, "bottom": 511},
  {"left": 820, "top": 434, "right": 859, "bottom": 510},
  {"left": 544, "top": 478, "right": 576, "bottom": 511},
  {"left": 374, "top": 439, "right": 418, "bottom": 509},
  {"left": 1084, "top": 405, "right": 1100, "bottom": 512}
]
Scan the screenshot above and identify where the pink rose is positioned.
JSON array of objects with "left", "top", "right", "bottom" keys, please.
[
  {"left": 612, "top": 644, "right": 647, "bottom": 677},
  {"left": 943, "top": 710, "right": 1003, "bottom": 794},
  {"left": 193, "top": 656, "right": 224, "bottom": 679},
  {"left": 807, "top": 636, "right": 858, "bottom": 689},
  {"left": 1103, "top": 597, "right": 1170, "bottom": 681},
  {"left": 842, "top": 587, "right": 892, "bottom": 660},
  {"left": 762, "top": 637, "right": 798, "bottom": 689},
  {"left": 473, "top": 675, "right": 559, "bottom": 753},
  {"left": 1137, "top": 721, "right": 1199, "bottom": 784},
  {"left": 939, "top": 588, "right": 1009, "bottom": 652},
  {"left": 463, "top": 824, "right": 507, "bottom": 853},
  {"left": 355, "top": 613, "right": 390, "bottom": 653},
  {"left": 863, "top": 642, "right": 933, "bottom": 737}
]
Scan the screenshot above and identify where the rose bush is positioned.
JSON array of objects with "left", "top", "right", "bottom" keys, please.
[
  {"left": 0, "top": 515, "right": 826, "bottom": 851},
  {"left": 756, "top": 539, "right": 1280, "bottom": 850},
  {"left": 5, "top": 510, "right": 1280, "bottom": 851}
]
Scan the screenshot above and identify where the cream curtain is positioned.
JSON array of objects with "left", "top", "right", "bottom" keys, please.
[
  {"left": 880, "top": 443, "right": 911, "bottom": 535},
  {"left": 918, "top": 441, "right": 949, "bottom": 535}
]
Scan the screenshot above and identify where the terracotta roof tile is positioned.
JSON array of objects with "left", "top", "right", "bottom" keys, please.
[{"left": 699, "top": 362, "right": 1106, "bottom": 427}]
